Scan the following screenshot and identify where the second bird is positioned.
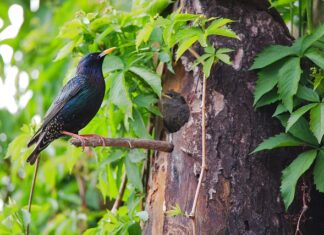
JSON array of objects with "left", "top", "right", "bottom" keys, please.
[{"left": 26, "top": 48, "right": 115, "bottom": 164}]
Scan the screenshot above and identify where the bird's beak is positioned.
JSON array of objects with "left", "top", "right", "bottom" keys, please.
[
  {"left": 162, "top": 92, "right": 172, "bottom": 99},
  {"left": 99, "top": 47, "right": 116, "bottom": 57}
]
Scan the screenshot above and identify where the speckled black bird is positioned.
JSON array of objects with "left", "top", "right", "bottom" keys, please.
[
  {"left": 26, "top": 48, "right": 115, "bottom": 165},
  {"left": 161, "top": 91, "right": 190, "bottom": 133}
]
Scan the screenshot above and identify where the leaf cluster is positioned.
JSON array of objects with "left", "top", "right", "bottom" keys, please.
[{"left": 252, "top": 24, "right": 324, "bottom": 210}]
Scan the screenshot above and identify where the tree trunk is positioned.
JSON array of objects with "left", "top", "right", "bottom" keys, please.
[{"left": 144, "top": 0, "right": 294, "bottom": 234}]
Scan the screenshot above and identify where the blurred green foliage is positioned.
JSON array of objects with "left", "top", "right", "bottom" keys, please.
[{"left": 0, "top": 0, "right": 236, "bottom": 234}]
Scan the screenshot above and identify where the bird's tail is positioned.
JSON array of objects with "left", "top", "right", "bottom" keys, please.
[
  {"left": 27, "top": 147, "right": 41, "bottom": 165},
  {"left": 27, "top": 132, "right": 47, "bottom": 165}
]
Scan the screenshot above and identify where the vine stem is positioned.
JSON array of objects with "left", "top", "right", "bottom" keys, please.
[
  {"left": 111, "top": 173, "right": 127, "bottom": 214},
  {"left": 189, "top": 74, "right": 207, "bottom": 218},
  {"left": 26, "top": 157, "right": 40, "bottom": 235}
]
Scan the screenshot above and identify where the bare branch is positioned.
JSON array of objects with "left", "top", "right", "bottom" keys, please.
[
  {"left": 26, "top": 157, "right": 41, "bottom": 235},
  {"left": 70, "top": 136, "right": 174, "bottom": 153}
]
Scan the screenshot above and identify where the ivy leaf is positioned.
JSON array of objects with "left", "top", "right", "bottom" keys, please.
[
  {"left": 281, "top": 150, "right": 318, "bottom": 210},
  {"left": 296, "top": 85, "right": 320, "bottom": 102},
  {"left": 202, "top": 56, "right": 214, "bottom": 78},
  {"left": 286, "top": 103, "right": 318, "bottom": 132},
  {"left": 278, "top": 57, "right": 302, "bottom": 112},
  {"left": 125, "top": 156, "right": 143, "bottom": 192},
  {"left": 310, "top": 103, "right": 324, "bottom": 143},
  {"left": 175, "top": 36, "right": 199, "bottom": 61},
  {"left": 129, "top": 66, "right": 162, "bottom": 97},
  {"left": 251, "top": 45, "right": 294, "bottom": 69},
  {"left": 304, "top": 47, "right": 324, "bottom": 69},
  {"left": 254, "top": 64, "right": 280, "bottom": 105},
  {"left": 313, "top": 150, "right": 324, "bottom": 192},
  {"left": 251, "top": 133, "right": 304, "bottom": 154}
]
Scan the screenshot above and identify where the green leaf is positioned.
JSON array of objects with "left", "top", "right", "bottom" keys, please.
[
  {"left": 251, "top": 45, "right": 294, "bottom": 69},
  {"left": 58, "top": 19, "right": 83, "bottom": 39},
  {"left": 207, "top": 27, "right": 238, "bottom": 39},
  {"left": 277, "top": 115, "right": 318, "bottom": 145},
  {"left": 202, "top": 56, "right": 214, "bottom": 78},
  {"left": 310, "top": 103, "right": 324, "bottom": 143},
  {"left": 174, "top": 13, "right": 201, "bottom": 22},
  {"left": 301, "top": 24, "right": 324, "bottom": 53},
  {"left": 165, "top": 203, "right": 184, "bottom": 217},
  {"left": 286, "top": 103, "right": 318, "bottom": 132},
  {"left": 174, "top": 28, "right": 203, "bottom": 45},
  {"left": 215, "top": 48, "right": 232, "bottom": 65},
  {"left": 127, "top": 222, "right": 141, "bottom": 235},
  {"left": 254, "top": 64, "right": 280, "bottom": 105},
  {"left": 278, "top": 57, "right": 302, "bottom": 112},
  {"left": 54, "top": 41, "right": 75, "bottom": 61},
  {"left": 125, "top": 156, "right": 143, "bottom": 192},
  {"left": 251, "top": 133, "right": 304, "bottom": 154},
  {"left": 131, "top": 108, "right": 151, "bottom": 139},
  {"left": 281, "top": 150, "right": 318, "bottom": 210},
  {"left": 175, "top": 36, "right": 199, "bottom": 61},
  {"left": 128, "top": 149, "right": 146, "bottom": 163},
  {"left": 304, "top": 47, "right": 324, "bottom": 69},
  {"left": 206, "top": 18, "right": 234, "bottom": 35},
  {"left": 254, "top": 90, "right": 280, "bottom": 108},
  {"left": 136, "top": 22, "right": 154, "bottom": 49},
  {"left": 313, "top": 150, "right": 324, "bottom": 192},
  {"left": 109, "top": 72, "right": 132, "bottom": 115},
  {"left": 273, "top": 104, "right": 287, "bottom": 117},
  {"left": 102, "top": 55, "right": 124, "bottom": 74},
  {"left": 129, "top": 66, "right": 162, "bottom": 97},
  {"left": 296, "top": 85, "right": 320, "bottom": 102}
]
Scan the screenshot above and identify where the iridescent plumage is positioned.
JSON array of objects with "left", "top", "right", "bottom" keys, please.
[{"left": 27, "top": 51, "right": 112, "bottom": 164}]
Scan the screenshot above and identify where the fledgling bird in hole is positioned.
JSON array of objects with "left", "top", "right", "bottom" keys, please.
[
  {"left": 26, "top": 48, "right": 116, "bottom": 165},
  {"left": 161, "top": 91, "right": 190, "bottom": 133}
]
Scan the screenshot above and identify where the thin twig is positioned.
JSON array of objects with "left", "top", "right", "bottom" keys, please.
[
  {"left": 295, "top": 178, "right": 310, "bottom": 235},
  {"left": 70, "top": 136, "right": 174, "bottom": 153},
  {"left": 188, "top": 47, "right": 201, "bottom": 60},
  {"left": 189, "top": 74, "right": 207, "bottom": 218},
  {"left": 75, "top": 174, "right": 87, "bottom": 209},
  {"left": 26, "top": 157, "right": 40, "bottom": 235},
  {"left": 111, "top": 173, "right": 127, "bottom": 214}
]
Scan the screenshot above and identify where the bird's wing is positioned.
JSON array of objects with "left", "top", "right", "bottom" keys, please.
[
  {"left": 28, "top": 75, "right": 86, "bottom": 147},
  {"left": 42, "top": 75, "right": 86, "bottom": 128}
]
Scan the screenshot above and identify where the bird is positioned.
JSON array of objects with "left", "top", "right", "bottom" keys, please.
[
  {"left": 161, "top": 90, "right": 190, "bottom": 133},
  {"left": 26, "top": 48, "right": 116, "bottom": 165}
]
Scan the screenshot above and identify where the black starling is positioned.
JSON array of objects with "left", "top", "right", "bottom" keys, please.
[
  {"left": 161, "top": 91, "right": 190, "bottom": 133},
  {"left": 26, "top": 48, "right": 116, "bottom": 165}
]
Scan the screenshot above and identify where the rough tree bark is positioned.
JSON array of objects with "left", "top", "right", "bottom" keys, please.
[{"left": 144, "top": 0, "right": 295, "bottom": 234}]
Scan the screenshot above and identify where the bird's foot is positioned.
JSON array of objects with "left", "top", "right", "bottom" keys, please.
[
  {"left": 62, "top": 131, "right": 87, "bottom": 151},
  {"left": 79, "top": 134, "right": 106, "bottom": 147}
]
